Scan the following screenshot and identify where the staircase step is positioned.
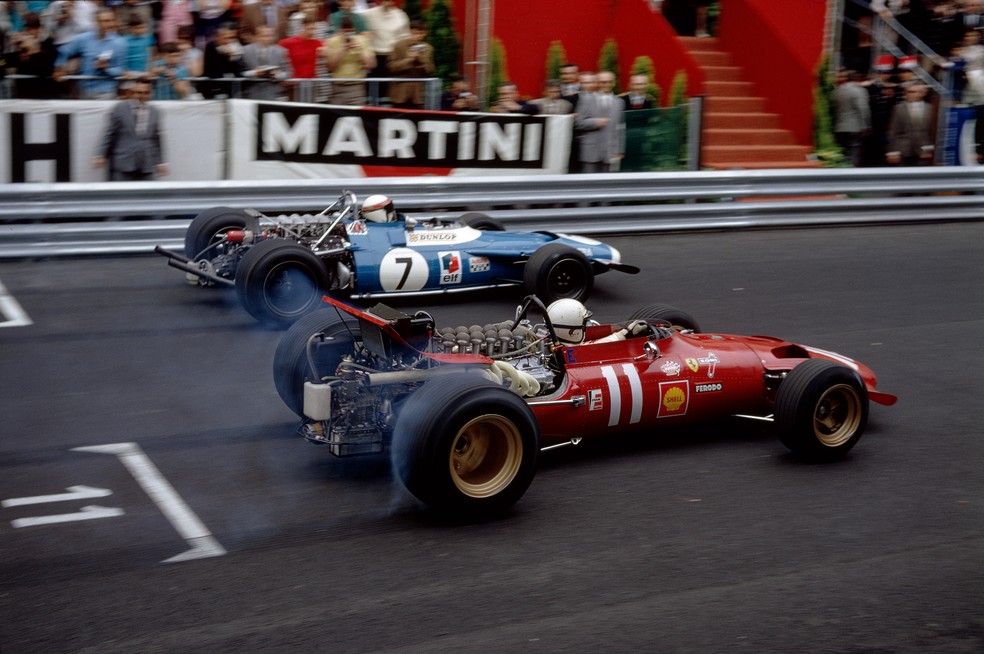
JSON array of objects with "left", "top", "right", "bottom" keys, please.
[
  {"left": 703, "top": 160, "right": 823, "bottom": 170},
  {"left": 704, "top": 112, "right": 783, "bottom": 129},
  {"left": 702, "top": 144, "right": 814, "bottom": 164},
  {"left": 703, "top": 128, "right": 796, "bottom": 146},
  {"left": 689, "top": 50, "right": 732, "bottom": 66},
  {"left": 704, "top": 80, "right": 755, "bottom": 96},
  {"left": 678, "top": 36, "right": 721, "bottom": 48},
  {"left": 702, "top": 65, "right": 746, "bottom": 82},
  {"left": 704, "top": 96, "right": 768, "bottom": 112}
]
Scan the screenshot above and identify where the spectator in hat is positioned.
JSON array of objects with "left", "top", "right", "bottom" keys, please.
[{"left": 864, "top": 56, "right": 901, "bottom": 166}]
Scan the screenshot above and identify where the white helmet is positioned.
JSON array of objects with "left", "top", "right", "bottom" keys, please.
[
  {"left": 547, "top": 298, "right": 592, "bottom": 344},
  {"left": 362, "top": 194, "right": 397, "bottom": 222}
]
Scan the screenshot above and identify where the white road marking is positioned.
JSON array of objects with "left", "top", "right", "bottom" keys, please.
[
  {"left": 3, "top": 485, "right": 112, "bottom": 508},
  {"left": 73, "top": 443, "right": 226, "bottom": 563},
  {"left": 12, "top": 505, "right": 124, "bottom": 528},
  {"left": 0, "top": 279, "right": 33, "bottom": 328}
]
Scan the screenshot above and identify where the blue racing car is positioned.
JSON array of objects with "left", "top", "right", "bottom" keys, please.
[{"left": 155, "top": 191, "right": 638, "bottom": 326}]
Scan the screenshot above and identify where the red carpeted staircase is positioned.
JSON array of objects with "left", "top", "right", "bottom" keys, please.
[{"left": 679, "top": 36, "right": 821, "bottom": 170}]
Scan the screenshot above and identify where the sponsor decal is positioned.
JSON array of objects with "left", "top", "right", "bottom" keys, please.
[
  {"left": 345, "top": 220, "right": 367, "bottom": 235},
  {"left": 685, "top": 353, "right": 720, "bottom": 378},
  {"left": 589, "top": 389, "right": 603, "bottom": 411},
  {"left": 565, "top": 349, "right": 577, "bottom": 363},
  {"left": 468, "top": 256, "right": 490, "bottom": 273},
  {"left": 439, "top": 251, "right": 461, "bottom": 284},
  {"left": 660, "top": 360, "right": 681, "bottom": 376},
  {"left": 600, "top": 364, "right": 644, "bottom": 426},
  {"left": 255, "top": 103, "right": 547, "bottom": 169},
  {"left": 658, "top": 380, "right": 690, "bottom": 418},
  {"left": 695, "top": 383, "right": 723, "bottom": 393}
]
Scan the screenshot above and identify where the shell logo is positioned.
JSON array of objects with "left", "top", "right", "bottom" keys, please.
[{"left": 658, "top": 380, "right": 690, "bottom": 418}]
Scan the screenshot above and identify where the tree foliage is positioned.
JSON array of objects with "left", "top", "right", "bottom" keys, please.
[
  {"left": 813, "top": 54, "right": 847, "bottom": 166},
  {"left": 424, "top": 0, "right": 462, "bottom": 89},
  {"left": 404, "top": 0, "right": 424, "bottom": 21},
  {"left": 597, "top": 38, "right": 620, "bottom": 90},
  {"left": 486, "top": 37, "right": 508, "bottom": 107},
  {"left": 545, "top": 40, "right": 566, "bottom": 82}
]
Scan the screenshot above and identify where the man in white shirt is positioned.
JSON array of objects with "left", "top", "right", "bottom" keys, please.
[{"left": 363, "top": 0, "right": 410, "bottom": 93}]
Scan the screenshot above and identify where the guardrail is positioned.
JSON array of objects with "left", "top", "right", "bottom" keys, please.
[{"left": 2, "top": 167, "right": 983, "bottom": 258}]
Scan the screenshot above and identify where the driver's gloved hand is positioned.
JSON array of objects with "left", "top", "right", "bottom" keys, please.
[{"left": 626, "top": 319, "right": 650, "bottom": 337}]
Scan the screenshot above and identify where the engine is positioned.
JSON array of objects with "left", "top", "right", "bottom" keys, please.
[{"left": 299, "top": 310, "right": 560, "bottom": 456}]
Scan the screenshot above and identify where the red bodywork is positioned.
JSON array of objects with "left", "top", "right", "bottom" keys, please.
[
  {"left": 322, "top": 295, "right": 897, "bottom": 450},
  {"left": 529, "top": 327, "right": 896, "bottom": 448}
]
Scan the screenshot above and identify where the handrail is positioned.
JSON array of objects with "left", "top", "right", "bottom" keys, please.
[{"left": 1, "top": 167, "right": 982, "bottom": 258}]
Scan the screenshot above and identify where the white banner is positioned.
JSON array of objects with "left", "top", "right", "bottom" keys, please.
[
  {"left": 0, "top": 100, "right": 225, "bottom": 184},
  {"left": 227, "top": 99, "right": 573, "bottom": 179}
]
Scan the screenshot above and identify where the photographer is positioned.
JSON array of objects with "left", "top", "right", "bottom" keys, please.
[
  {"left": 150, "top": 42, "right": 193, "bottom": 100},
  {"left": 440, "top": 75, "right": 480, "bottom": 111},
  {"left": 324, "top": 16, "right": 375, "bottom": 106},
  {"left": 387, "top": 19, "right": 434, "bottom": 109},
  {"left": 7, "top": 12, "right": 58, "bottom": 98}
]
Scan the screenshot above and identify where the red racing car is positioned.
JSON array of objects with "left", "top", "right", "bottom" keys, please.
[{"left": 274, "top": 295, "right": 897, "bottom": 516}]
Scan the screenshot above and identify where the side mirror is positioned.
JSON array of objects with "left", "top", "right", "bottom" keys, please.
[{"left": 636, "top": 340, "right": 660, "bottom": 361}]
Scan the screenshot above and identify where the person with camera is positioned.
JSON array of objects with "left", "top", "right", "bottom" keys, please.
[
  {"left": 53, "top": 7, "right": 127, "bottom": 99},
  {"left": 387, "top": 19, "right": 434, "bottom": 109},
  {"left": 440, "top": 75, "right": 480, "bottom": 111},
  {"left": 324, "top": 15, "right": 375, "bottom": 106},
  {"left": 150, "top": 41, "right": 193, "bottom": 100},
  {"left": 7, "top": 12, "right": 58, "bottom": 99},
  {"left": 242, "top": 24, "right": 291, "bottom": 100},
  {"left": 489, "top": 81, "right": 539, "bottom": 115}
]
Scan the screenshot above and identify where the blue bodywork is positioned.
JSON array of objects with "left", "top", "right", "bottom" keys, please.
[{"left": 341, "top": 218, "right": 626, "bottom": 298}]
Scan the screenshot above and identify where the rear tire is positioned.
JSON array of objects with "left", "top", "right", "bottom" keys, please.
[
  {"left": 629, "top": 304, "right": 701, "bottom": 332},
  {"left": 235, "top": 239, "right": 331, "bottom": 328},
  {"left": 775, "top": 359, "right": 869, "bottom": 461},
  {"left": 460, "top": 212, "right": 506, "bottom": 231},
  {"left": 392, "top": 375, "right": 540, "bottom": 517},
  {"left": 273, "top": 309, "right": 360, "bottom": 416},
  {"left": 523, "top": 243, "right": 594, "bottom": 304},
  {"left": 184, "top": 207, "right": 249, "bottom": 259}
]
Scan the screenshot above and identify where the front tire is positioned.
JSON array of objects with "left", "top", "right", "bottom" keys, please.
[
  {"left": 523, "top": 243, "right": 594, "bottom": 304},
  {"left": 775, "top": 359, "right": 869, "bottom": 461},
  {"left": 273, "top": 309, "right": 360, "bottom": 416},
  {"left": 392, "top": 375, "right": 540, "bottom": 517},
  {"left": 184, "top": 207, "right": 249, "bottom": 260},
  {"left": 235, "top": 239, "right": 331, "bottom": 328},
  {"left": 629, "top": 304, "right": 701, "bottom": 332}
]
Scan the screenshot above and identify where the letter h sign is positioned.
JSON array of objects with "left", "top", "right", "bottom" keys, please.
[{"left": 9, "top": 113, "right": 72, "bottom": 183}]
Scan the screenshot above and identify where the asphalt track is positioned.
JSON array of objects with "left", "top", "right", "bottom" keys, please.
[{"left": 1, "top": 222, "right": 982, "bottom": 653}]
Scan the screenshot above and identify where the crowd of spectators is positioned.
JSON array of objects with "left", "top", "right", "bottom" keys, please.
[
  {"left": 0, "top": 0, "right": 441, "bottom": 107},
  {"left": 834, "top": 0, "right": 984, "bottom": 165}
]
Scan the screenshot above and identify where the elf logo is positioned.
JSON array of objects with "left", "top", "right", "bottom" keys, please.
[{"left": 439, "top": 251, "right": 461, "bottom": 284}]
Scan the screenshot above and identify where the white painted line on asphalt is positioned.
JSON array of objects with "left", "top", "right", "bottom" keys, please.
[
  {"left": 12, "top": 506, "right": 125, "bottom": 528},
  {"left": 3, "top": 485, "right": 113, "bottom": 508},
  {"left": 73, "top": 443, "right": 227, "bottom": 563},
  {"left": 0, "top": 278, "right": 33, "bottom": 328}
]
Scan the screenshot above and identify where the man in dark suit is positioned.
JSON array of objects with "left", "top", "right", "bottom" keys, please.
[
  {"left": 93, "top": 78, "right": 167, "bottom": 181},
  {"left": 621, "top": 73, "right": 657, "bottom": 110},
  {"left": 886, "top": 83, "right": 937, "bottom": 166}
]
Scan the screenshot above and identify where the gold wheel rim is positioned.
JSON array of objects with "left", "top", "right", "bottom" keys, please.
[
  {"left": 813, "top": 384, "right": 862, "bottom": 447},
  {"left": 449, "top": 415, "right": 523, "bottom": 498}
]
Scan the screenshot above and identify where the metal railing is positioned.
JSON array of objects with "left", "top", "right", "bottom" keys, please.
[
  {"left": 1, "top": 74, "right": 444, "bottom": 109},
  {"left": 1, "top": 167, "right": 982, "bottom": 258}
]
